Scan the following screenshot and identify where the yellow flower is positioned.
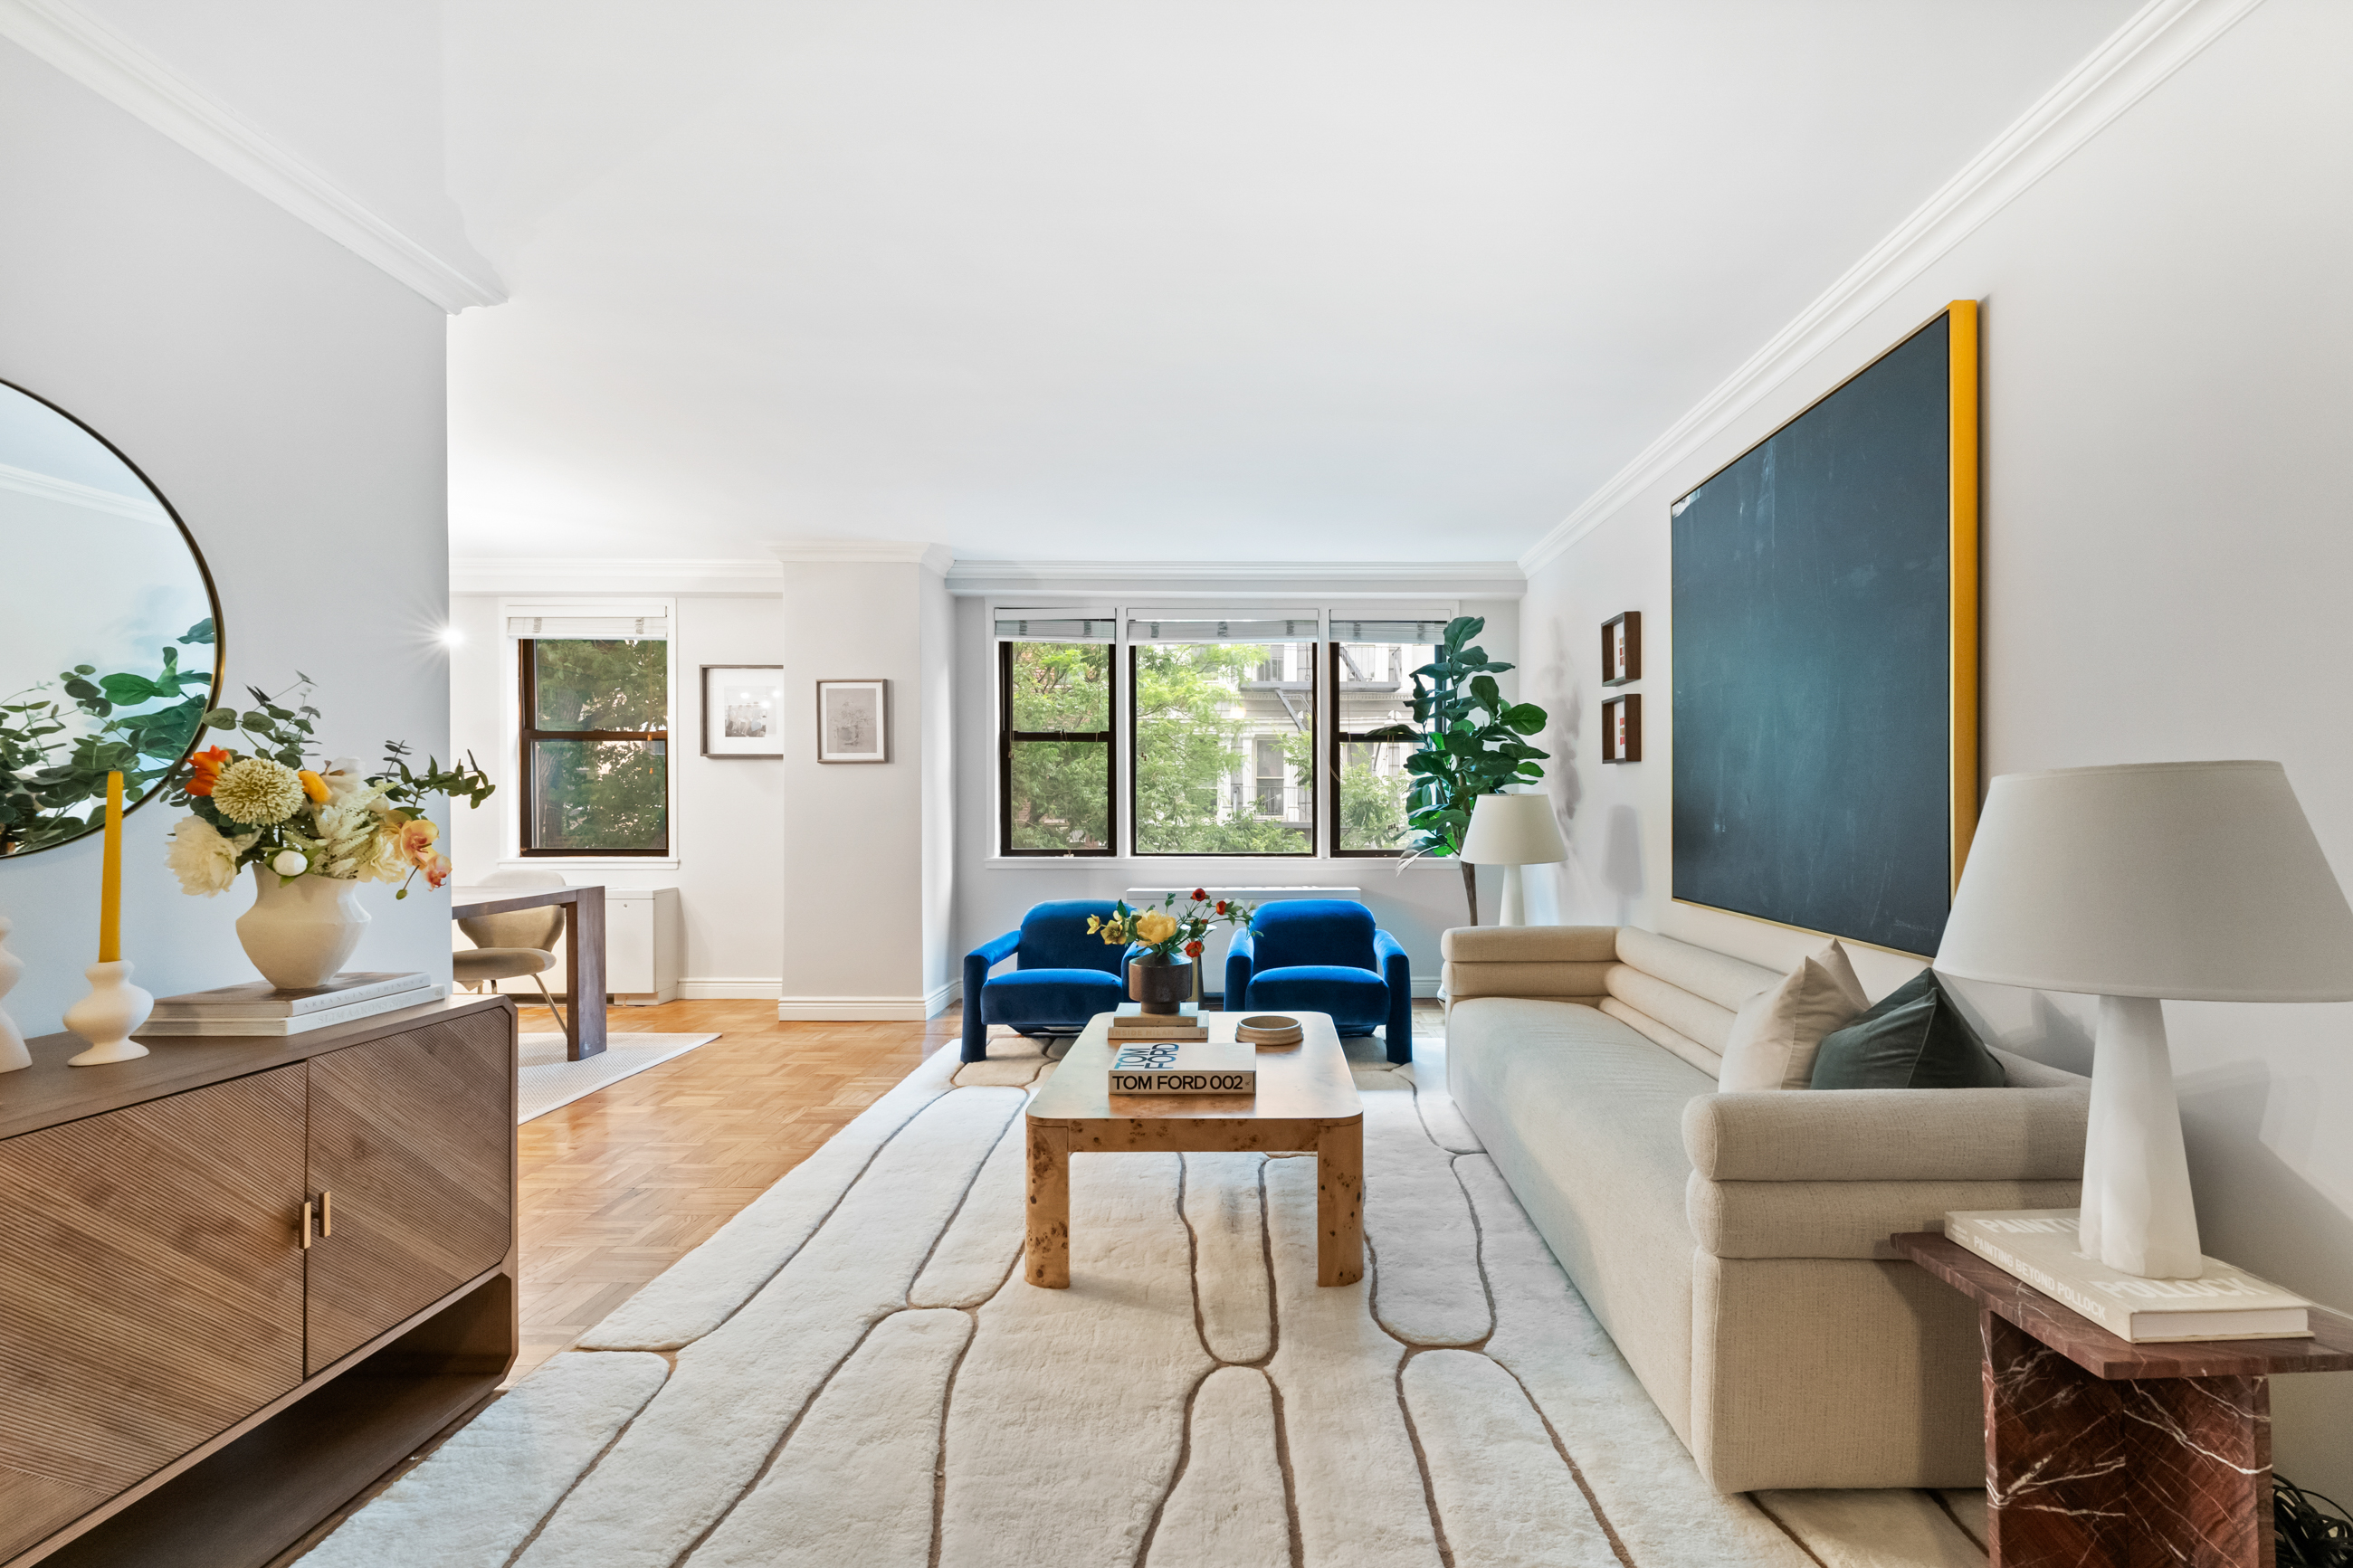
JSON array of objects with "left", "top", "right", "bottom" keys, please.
[
  {"left": 298, "top": 769, "right": 331, "bottom": 804},
  {"left": 1134, "top": 910, "right": 1179, "bottom": 945},
  {"left": 1086, "top": 915, "right": 1101, "bottom": 934}
]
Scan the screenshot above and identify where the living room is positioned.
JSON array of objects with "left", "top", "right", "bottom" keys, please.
[{"left": 3, "top": 2, "right": 2349, "bottom": 1564}]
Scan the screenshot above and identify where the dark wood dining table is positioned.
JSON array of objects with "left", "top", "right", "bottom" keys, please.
[{"left": 451, "top": 884, "right": 607, "bottom": 1060}]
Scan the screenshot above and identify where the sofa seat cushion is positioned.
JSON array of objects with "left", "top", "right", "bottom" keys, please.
[
  {"left": 1245, "top": 965, "right": 1388, "bottom": 1031},
  {"left": 1445, "top": 996, "right": 1714, "bottom": 1447},
  {"left": 980, "top": 968, "right": 1126, "bottom": 1025}
]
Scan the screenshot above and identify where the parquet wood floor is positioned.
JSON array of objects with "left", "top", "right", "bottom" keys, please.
[{"left": 509, "top": 1000, "right": 948, "bottom": 1382}]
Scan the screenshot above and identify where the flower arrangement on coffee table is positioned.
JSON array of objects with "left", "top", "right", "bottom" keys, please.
[{"left": 1087, "top": 888, "right": 1257, "bottom": 962}]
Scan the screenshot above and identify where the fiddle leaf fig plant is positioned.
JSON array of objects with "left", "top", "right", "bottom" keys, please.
[{"left": 1367, "top": 615, "right": 1549, "bottom": 924}]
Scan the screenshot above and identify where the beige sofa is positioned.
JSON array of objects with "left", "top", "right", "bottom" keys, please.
[{"left": 1440, "top": 924, "right": 2090, "bottom": 1493}]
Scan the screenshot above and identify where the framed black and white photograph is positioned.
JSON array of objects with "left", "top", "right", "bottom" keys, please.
[
  {"left": 701, "top": 665, "right": 785, "bottom": 756},
  {"left": 817, "top": 678, "right": 890, "bottom": 763}
]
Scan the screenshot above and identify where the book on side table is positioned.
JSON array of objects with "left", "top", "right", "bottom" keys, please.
[
  {"left": 138, "top": 972, "right": 448, "bottom": 1037},
  {"left": 1945, "top": 1208, "right": 2311, "bottom": 1342}
]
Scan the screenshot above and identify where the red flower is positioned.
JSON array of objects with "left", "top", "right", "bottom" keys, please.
[
  {"left": 1185, "top": 940, "right": 1203, "bottom": 958},
  {"left": 1191, "top": 887, "right": 1208, "bottom": 902},
  {"left": 1215, "top": 899, "right": 1228, "bottom": 915}
]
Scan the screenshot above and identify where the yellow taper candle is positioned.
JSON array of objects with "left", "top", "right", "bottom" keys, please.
[{"left": 98, "top": 770, "right": 123, "bottom": 964}]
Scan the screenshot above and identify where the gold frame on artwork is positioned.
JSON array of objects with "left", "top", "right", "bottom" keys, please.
[{"left": 1668, "top": 299, "right": 1982, "bottom": 959}]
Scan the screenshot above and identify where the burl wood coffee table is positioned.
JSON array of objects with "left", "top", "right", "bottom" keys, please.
[{"left": 1024, "top": 1009, "right": 1364, "bottom": 1288}]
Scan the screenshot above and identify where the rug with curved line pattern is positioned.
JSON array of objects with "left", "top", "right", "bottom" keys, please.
[{"left": 298, "top": 1034, "right": 1995, "bottom": 1568}]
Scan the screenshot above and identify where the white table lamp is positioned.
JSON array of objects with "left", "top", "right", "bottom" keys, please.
[
  {"left": 1936, "top": 761, "right": 2353, "bottom": 1279},
  {"left": 1460, "top": 793, "right": 1569, "bottom": 926}
]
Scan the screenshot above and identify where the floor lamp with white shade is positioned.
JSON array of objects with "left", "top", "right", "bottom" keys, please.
[
  {"left": 1459, "top": 793, "right": 1568, "bottom": 927},
  {"left": 1935, "top": 760, "right": 2353, "bottom": 1279}
]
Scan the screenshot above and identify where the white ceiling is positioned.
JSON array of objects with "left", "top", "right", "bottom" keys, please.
[{"left": 72, "top": 1, "right": 2144, "bottom": 565}]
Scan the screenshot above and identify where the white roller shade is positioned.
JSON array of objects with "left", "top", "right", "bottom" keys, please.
[
  {"left": 1329, "top": 617, "right": 1452, "bottom": 642},
  {"left": 1126, "top": 610, "right": 1319, "bottom": 642},
  {"left": 506, "top": 613, "right": 669, "bottom": 640},
  {"left": 994, "top": 610, "right": 1115, "bottom": 641}
]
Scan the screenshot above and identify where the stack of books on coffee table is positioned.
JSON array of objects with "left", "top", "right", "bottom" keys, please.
[
  {"left": 140, "top": 972, "right": 447, "bottom": 1037},
  {"left": 1107, "top": 1002, "right": 1206, "bottom": 1045}
]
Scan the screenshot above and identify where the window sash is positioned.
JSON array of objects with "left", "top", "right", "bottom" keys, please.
[
  {"left": 997, "top": 639, "right": 1117, "bottom": 856},
  {"left": 518, "top": 638, "right": 672, "bottom": 858},
  {"left": 1328, "top": 640, "right": 1425, "bottom": 857},
  {"left": 1128, "top": 641, "right": 1315, "bottom": 858}
]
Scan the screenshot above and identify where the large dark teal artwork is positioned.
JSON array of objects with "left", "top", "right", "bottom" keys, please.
[{"left": 1671, "top": 307, "right": 1975, "bottom": 956}]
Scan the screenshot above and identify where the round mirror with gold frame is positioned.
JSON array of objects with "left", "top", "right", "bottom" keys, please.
[{"left": 0, "top": 378, "right": 224, "bottom": 856}]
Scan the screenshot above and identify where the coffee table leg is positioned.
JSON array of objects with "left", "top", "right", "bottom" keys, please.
[
  {"left": 1026, "top": 1119, "right": 1070, "bottom": 1288},
  {"left": 1317, "top": 1117, "right": 1364, "bottom": 1287}
]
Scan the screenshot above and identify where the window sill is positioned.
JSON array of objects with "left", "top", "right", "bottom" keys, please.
[{"left": 498, "top": 856, "right": 683, "bottom": 871}]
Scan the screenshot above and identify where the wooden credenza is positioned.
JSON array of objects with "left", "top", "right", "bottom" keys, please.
[{"left": 0, "top": 996, "right": 518, "bottom": 1568}]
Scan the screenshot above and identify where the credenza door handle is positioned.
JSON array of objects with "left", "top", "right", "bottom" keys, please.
[
  {"left": 319, "top": 1190, "right": 332, "bottom": 1238},
  {"left": 300, "top": 1200, "right": 315, "bottom": 1250}
]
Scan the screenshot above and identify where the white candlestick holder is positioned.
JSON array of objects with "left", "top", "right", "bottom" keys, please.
[
  {"left": 0, "top": 917, "right": 28, "bottom": 1072},
  {"left": 63, "top": 959, "right": 153, "bottom": 1066}
]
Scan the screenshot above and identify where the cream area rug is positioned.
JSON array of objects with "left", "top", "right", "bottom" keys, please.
[
  {"left": 304, "top": 1029, "right": 1994, "bottom": 1567},
  {"left": 516, "top": 1032, "right": 720, "bottom": 1123}
]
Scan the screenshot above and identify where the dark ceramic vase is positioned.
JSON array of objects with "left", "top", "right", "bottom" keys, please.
[{"left": 1128, "top": 955, "right": 1195, "bottom": 1015}]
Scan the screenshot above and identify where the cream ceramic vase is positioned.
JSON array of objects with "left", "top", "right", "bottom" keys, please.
[{"left": 236, "top": 867, "right": 369, "bottom": 990}]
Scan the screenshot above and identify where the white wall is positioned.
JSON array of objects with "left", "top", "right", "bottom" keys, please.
[
  {"left": 0, "top": 39, "right": 453, "bottom": 1033},
  {"left": 446, "top": 590, "right": 786, "bottom": 994},
  {"left": 1517, "top": 0, "right": 2353, "bottom": 1493},
  {"left": 777, "top": 559, "right": 956, "bottom": 1017},
  {"left": 948, "top": 595, "right": 1524, "bottom": 991}
]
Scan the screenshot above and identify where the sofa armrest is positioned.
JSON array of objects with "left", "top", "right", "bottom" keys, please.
[
  {"left": 1682, "top": 1088, "right": 2089, "bottom": 1183},
  {"left": 1224, "top": 926, "right": 1256, "bottom": 1005},
  {"left": 1374, "top": 928, "right": 1412, "bottom": 1061},
  {"left": 1439, "top": 924, "right": 1616, "bottom": 1002}
]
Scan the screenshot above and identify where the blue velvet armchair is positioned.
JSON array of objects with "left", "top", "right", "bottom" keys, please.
[
  {"left": 1223, "top": 899, "right": 1411, "bottom": 1063},
  {"left": 961, "top": 899, "right": 1129, "bottom": 1062}
]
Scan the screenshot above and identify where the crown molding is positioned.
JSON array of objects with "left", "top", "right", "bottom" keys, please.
[
  {"left": 1516, "top": 0, "right": 2262, "bottom": 577},
  {"left": 767, "top": 540, "right": 956, "bottom": 575},
  {"left": 0, "top": 0, "right": 505, "bottom": 313},
  {"left": 943, "top": 559, "right": 1527, "bottom": 598},
  {"left": 0, "top": 461, "right": 167, "bottom": 522},
  {"left": 451, "top": 557, "right": 783, "bottom": 595}
]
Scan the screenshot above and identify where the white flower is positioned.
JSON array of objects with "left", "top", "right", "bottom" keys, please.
[
  {"left": 166, "top": 817, "right": 257, "bottom": 897},
  {"left": 211, "top": 757, "right": 307, "bottom": 826},
  {"left": 313, "top": 799, "right": 400, "bottom": 881},
  {"left": 270, "top": 848, "right": 310, "bottom": 877},
  {"left": 320, "top": 758, "right": 379, "bottom": 805}
]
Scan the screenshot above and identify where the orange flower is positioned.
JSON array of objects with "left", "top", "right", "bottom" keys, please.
[
  {"left": 1215, "top": 900, "right": 1228, "bottom": 916},
  {"left": 185, "top": 746, "right": 230, "bottom": 797},
  {"left": 395, "top": 816, "right": 440, "bottom": 869},
  {"left": 1191, "top": 888, "right": 1208, "bottom": 901},
  {"left": 297, "top": 769, "right": 330, "bottom": 804},
  {"left": 423, "top": 851, "right": 452, "bottom": 889},
  {"left": 1185, "top": 939, "right": 1203, "bottom": 958}
]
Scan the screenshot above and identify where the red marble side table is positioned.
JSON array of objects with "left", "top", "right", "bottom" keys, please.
[{"left": 1894, "top": 1231, "right": 2353, "bottom": 1568}]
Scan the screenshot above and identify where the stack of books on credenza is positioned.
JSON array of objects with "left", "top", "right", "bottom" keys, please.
[
  {"left": 1107, "top": 1002, "right": 1206, "bottom": 1046},
  {"left": 138, "top": 972, "right": 450, "bottom": 1037}
]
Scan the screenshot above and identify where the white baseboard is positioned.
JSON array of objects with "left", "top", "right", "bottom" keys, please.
[
  {"left": 778, "top": 980, "right": 956, "bottom": 1022},
  {"left": 678, "top": 977, "right": 784, "bottom": 1001},
  {"left": 1411, "top": 976, "right": 1443, "bottom": 998}
]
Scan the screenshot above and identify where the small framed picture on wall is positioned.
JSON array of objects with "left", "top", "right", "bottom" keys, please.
[
  {"left": 702, "top": 666, "right": 786, "bottom": 757},
  {"left": 817, "top": 679, "right": 890, "bottom": 763},
  {"left": 1601, "top": 693, "right": 1642, "bottom": 763},
  {"left": 1601, "top": 611, "right": 1641, "bottom": 686}
]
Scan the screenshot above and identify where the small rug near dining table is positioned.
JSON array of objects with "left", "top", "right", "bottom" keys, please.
[{"left": 516, "top": 1031, "right": 719, "bottom": 1123}]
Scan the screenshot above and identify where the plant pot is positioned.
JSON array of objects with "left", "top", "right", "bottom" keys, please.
[
  {"left": 235, "top": 866, "right": 370, "bottom": 990},
  {"left": 1127, "top": 955, "right": 1195, "bottom": 1015}
]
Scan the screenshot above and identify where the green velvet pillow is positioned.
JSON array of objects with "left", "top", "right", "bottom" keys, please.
[{"left": 1806, "top": 970, "right": 2006, "bottom": 1089}]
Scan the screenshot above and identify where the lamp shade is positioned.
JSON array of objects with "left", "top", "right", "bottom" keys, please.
[
  {"left": 1936, "top": 761, "right": 2353, "bottom": 1002},
  {"left": 1459, "top": 792, "right": 1569, "bottom": 867}
]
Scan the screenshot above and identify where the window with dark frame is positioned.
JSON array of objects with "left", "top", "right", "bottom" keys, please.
[
  {"left": 519, "top": 638, "right": 671, "bottom": 856},
  {"left": 1129, "top": 619, "right": 1315, "bottom": 857},
  {"left": 1329, "top": 626, "right": 1443, "bottom": 857},
  {"left": 998, "top": 638, "right": 1116, "bottom": 855}
]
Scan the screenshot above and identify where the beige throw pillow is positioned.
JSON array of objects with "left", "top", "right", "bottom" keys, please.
[{"left": 1717, "top": 941, "right": 1870, "bottom": 1091}]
